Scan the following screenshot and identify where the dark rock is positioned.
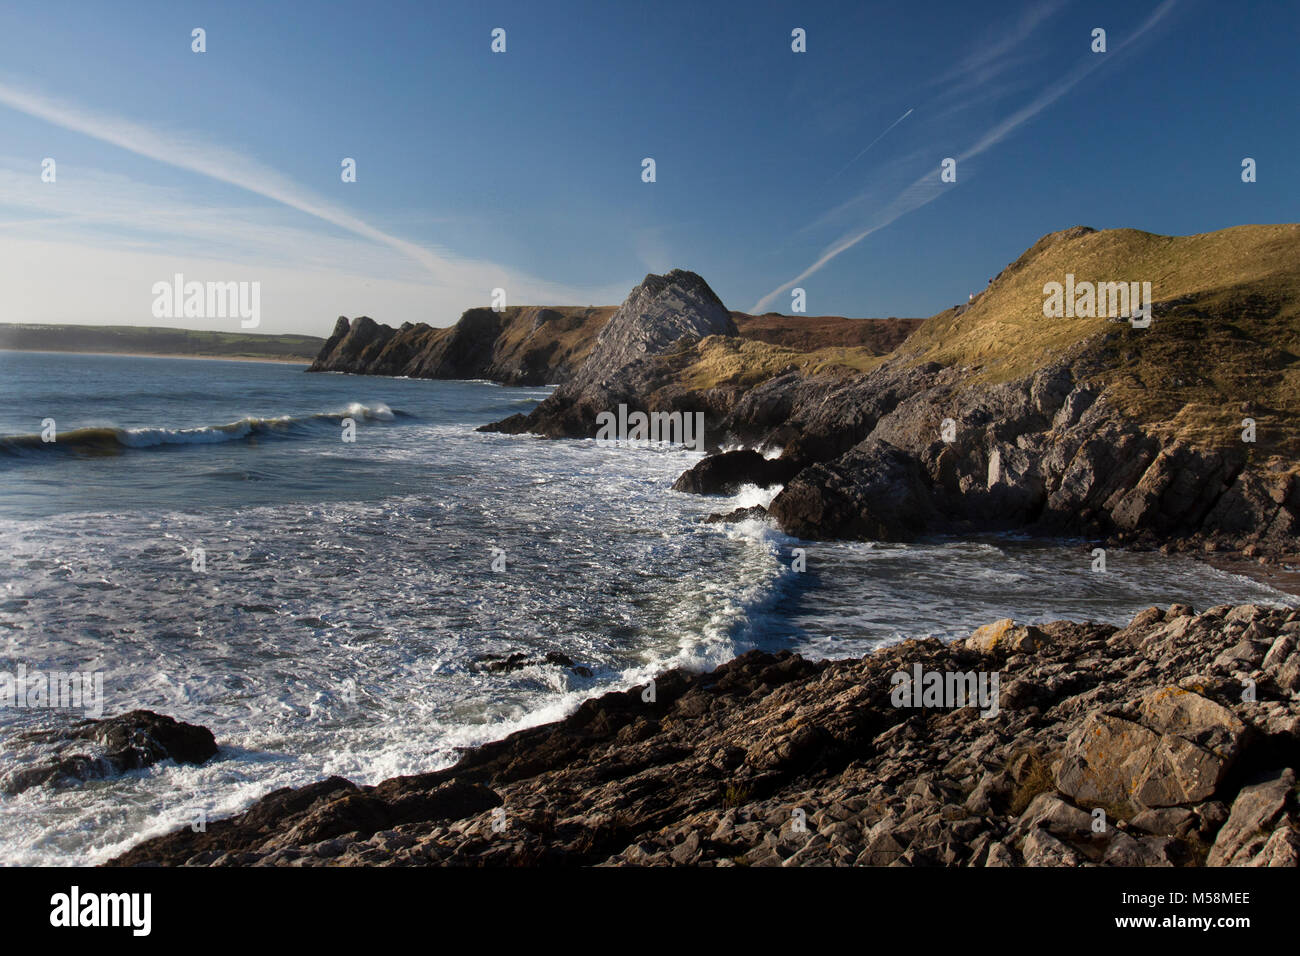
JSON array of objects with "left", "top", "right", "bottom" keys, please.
[
  {"left": 768, "top": 440, "right": 935, "bottom": 540},
  {"left": 672, "top": 450, "right": 801, "bottom": 495},
  {"left": 474, "top": 651, "right": 592, "bottom": 678},
  {"left": 703, "top": 505, "right": 769, "bottom": 524},
  {"left": 106, "top": 605, "right": 1300, "bottom": 867},
  {"left": 3, "top": 710, "right": 217, "bottom": 794}
]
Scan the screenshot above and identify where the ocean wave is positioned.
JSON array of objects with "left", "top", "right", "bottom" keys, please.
[{"left": 0, "top": 403, "right": 408, "bottom": 461}]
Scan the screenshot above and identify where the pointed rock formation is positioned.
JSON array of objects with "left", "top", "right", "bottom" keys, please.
[
  {"left": 572, "top": 269, "right": 737, "bottom": 388},
  {"left": 482, "top": 269, "right": 738, "bottom": 439}
]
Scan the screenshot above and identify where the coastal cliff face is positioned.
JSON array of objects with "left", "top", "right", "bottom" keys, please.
[
  {"left": 480, "top": 270, "right": 919, "bottom": 441},
  {"left": 308, "top": 306, "right": 616, "bottom": 385},
  {"left": 482, "top": 270, "right": 749, "bottom": 439},
  {"left": 305, "top": 292, "right": 918, "bottom": 389},
  {"left": 107, "top": 602, "right": 1300, "bottom": 867},
  {"left": 570, "top": 269, "right": 738, "bottom": 388},
  {"left": 753, "top": 225, "right": 1300, "bottom": 564},
  {"left": 487, "top": 224, "right": 1300, "bottom": 565}
]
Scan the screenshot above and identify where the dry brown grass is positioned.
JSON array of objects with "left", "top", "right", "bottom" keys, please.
[
  {"left": 672, "top": 336, "right": 889, "bottom": 390},
  {"left": 491, "top": 305, "right": 616, "bottom": 368},
  {"left": 899, "top": 223, "right": 1300, "bottom": 453}
]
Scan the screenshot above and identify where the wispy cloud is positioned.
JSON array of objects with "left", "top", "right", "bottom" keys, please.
[
  {"left": 926, "top": 0, "right": 1069, "bottom": 92},
  {"left": 0, "top": 87, "right": 633, "bottom": 330},
  {"left": 753, "top": 0, "right": 1180, "bottom": 313},
  {"left": 0, "top": 80, "right": 461, "bottom": 281},
  {"left": 0, "top": 159, "right": 434, "bottom": 279}
]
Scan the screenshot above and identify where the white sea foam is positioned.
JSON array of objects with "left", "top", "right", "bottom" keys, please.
[
  {"left": 729, "top": 482, "right": 783, "bottom": 510},
  {"left": 0, "top": 362, "right": 1294, "bottom": 866}
]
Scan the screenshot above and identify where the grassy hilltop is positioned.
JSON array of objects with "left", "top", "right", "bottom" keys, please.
[
  {"left": 668, "top": 223, "right": 1300, "bottom": 455},
  {"left": 901, "top": 223, "right": 1300, "bottom": 454}
]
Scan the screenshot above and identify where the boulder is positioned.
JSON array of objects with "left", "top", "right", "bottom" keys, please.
[
  {"left": 768, "top": 439, "right": 934, "bottom": 541},
  {"left": 966, "top": 619, "right": 1044, "bottom": 654},
  {"left": 1014, "top": 792, "right": 1093, "bottom": 841},
  {"left": 1207, "top": 768, "right": 1295, "bottom": 866},
  {"left": 1020, "top": 828, "right": 1082, "bottom": 866},
  {"left": 702, "top": 505, "right": 769, "bottom": 524},
  {"left": 672, "top": 450, "right": 802, "bottom": 495},
  {"left": 1055, "top": 689, "right": 1247, "bottom": 811},
  {"left": 1, "top": 710, "right": 218, "bottom": 794}
]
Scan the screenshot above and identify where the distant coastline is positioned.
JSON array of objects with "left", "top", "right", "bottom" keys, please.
[
  {"left": 1, "top": 348, "right": 309, "bottom": 365},
  {"left": 0, "top": 323, "right": 323, "bottom": 364}
]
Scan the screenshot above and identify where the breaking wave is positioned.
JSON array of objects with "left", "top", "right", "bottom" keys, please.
[{"left": 0, "top": 403, "right": 406, "bottom": 461}]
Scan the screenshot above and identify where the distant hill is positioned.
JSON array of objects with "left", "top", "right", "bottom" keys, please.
[{"left": 0, "top": 324, "right": 325, "bottom": 362}]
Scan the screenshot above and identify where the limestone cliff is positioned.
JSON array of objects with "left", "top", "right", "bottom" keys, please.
[
  {"left": 484, "top": 224, "right": 1300, "bottom": 566},
  {"left": 307, "top": 306, "right": 616, "bottom": 386}
]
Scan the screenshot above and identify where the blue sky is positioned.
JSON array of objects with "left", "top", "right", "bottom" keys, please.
[{"left": 1, "top": 0, "right": 1296, "bottom": 334}]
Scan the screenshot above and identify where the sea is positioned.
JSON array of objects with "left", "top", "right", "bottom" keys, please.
[{"left": 0, "top": 350, "right": 1292, "bottom": 865}]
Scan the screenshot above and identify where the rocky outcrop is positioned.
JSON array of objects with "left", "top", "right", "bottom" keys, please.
[
  {"left": 702, "top": 505, "right": 770, "bottom": 524},
  {"left": 308, "top": 307, "right": 616, "bottom": 386},
  {"left": 3, "top": 711, "right": 218, "bottom": 794},
  {"left": 746, "top": 345, "right": 1300, "bottom": 563},
  {"left": 473, "top": 651, "right": 593, "bottom": 679},
  {"left": 570, "top": 270, "right": 737, "bottom": 388},
  {"left": 671, "top": 225, "right": 1300, "bottom": 565},
  {"left": 482, "top": 270, "right": 741, "bottom": 440},
  {"left": 670, "top": 450, "right": 801, "bottom": 495},
  {"left": 106, "top": 603, "right": 1300, "bottom": 867},
  {"left": 310, "top": 316, "right": 394, "bottom": 374}
]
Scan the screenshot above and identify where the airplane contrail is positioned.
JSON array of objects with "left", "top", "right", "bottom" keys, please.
[
  {"left": 828, "top": 107, "right": 914, "bottom": 182},
  {"left": 755, "top": 0, "right": 1179, "bottom": 313}
]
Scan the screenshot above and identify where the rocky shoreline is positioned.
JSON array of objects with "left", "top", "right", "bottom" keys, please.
[
  {"left": 108, "top": 602, "right": 1300, "bottom": 867},
  {"left": 481, "top": 228, "right": 1300, "bottom": 574},
  {"left": 101, "top": 222, "right": 1298, "bottom": 868},
  {"left": 309, "top": 227, "right": 1300, "bottom": 572}
]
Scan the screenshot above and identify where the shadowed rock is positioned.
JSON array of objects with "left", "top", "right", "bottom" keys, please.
[
  {"left": 107, "top": 604, "right": 1300, "bottom": 867},
  {"left": 671, "top": 450, "right": 801, "bottom": 495},
  {"left": 3, "top": 710, "right": 218, "bottom": 794},
  {"left": 703, "top": 505, "right": 769, "bottom": 524},
  {"left": 308, "top": 307, "right": 616, "bottom": 385}
]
